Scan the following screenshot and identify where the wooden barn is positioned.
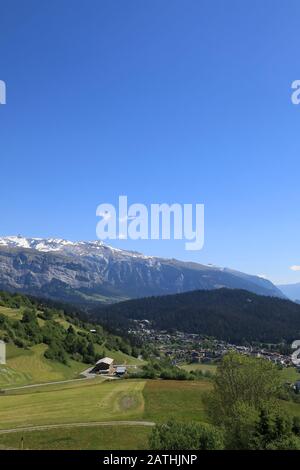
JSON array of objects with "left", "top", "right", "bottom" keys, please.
[{"left": 91, "top": 357, "right": 114, "bottom": 375}]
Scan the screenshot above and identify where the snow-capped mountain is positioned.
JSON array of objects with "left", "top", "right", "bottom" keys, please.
[
  {"left": 0, "top": 236, "right": 285, "bottom": 304},
  {"left": 0, "top": 236, "right": 151, "bottom": 258}
]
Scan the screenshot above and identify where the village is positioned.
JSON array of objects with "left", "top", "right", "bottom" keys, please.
[{"left": 128, "top": 319, "right": 299, "bottom": 369}]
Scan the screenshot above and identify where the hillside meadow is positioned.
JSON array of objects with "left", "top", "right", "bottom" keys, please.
[{"left": 0, "top": 379, "right": 211, "bottom": 449}]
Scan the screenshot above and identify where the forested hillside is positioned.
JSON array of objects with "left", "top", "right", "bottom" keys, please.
[
  {"left": 0, "top": 291, "right": 138, "bottom": 367},
  {"left": 95, "top": 288, "right": 300, "bottom": 344}
]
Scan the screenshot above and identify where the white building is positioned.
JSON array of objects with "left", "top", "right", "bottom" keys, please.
[{"left": 0, "top": 340, "right": 6, "bottom": 365}]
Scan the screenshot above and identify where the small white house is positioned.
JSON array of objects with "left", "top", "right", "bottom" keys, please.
[{"left": 0, "top": 340, "right": 6, "bottom": 365}]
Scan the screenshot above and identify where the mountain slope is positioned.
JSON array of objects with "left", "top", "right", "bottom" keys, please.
[
  {"left": 277, "top": 283, "right": 300, "bottom": 301},
  {"left": 0, "top": 291, "right": 139, "bottom": 388},
  {"left": 0, "top": 236, "right": 284, "bottom": 304},
  {"left": 95, "top": 288, "right": 300, "bottom": 343}
]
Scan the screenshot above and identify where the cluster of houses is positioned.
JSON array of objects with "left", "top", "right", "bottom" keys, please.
[{"left": 129, "top": 320, "right": 295, "bottom": 368}]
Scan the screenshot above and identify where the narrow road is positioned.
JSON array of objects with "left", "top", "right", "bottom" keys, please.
[
  {"left": 0, "top": 421, "right": 155, "bottom": 434},
  {"left": 2, "top": 376, "right": 97, "bottom": 392}
]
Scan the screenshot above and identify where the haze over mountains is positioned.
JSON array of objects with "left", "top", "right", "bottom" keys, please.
[
  {"left": 0, "top": 236, "right": 285, "bottom": 304},
  {"left": 277, "top": 283, "right": 300, "bottom": 302}
]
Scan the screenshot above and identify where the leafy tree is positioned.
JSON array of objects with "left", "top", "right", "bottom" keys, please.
[
  {"left": 44, "top": 341, "right": 68, "bottom": 364},
  {"left": 204, "top": 352, "right": 282, "bottom": 449},
  {"left": 149, "top": 420, "right": 224, "bottom": 450},
  {"left": 22, "top": 309, "right": 37, "bottom": 324},
  {"left": 292, "top": 416, "right": 300, "bottom": 436}
]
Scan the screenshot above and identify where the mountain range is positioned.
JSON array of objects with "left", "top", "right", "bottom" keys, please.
[{"left": 0, "top": 236, "right": 285, "bottom": 304}]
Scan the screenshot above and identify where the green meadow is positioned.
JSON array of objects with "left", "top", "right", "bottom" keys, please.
[
  {"left": 0, "top": 378, "right": 212, "bottom": 449},
  {"left": 0, "top": 374, "right": 299, "bottom": 450},
  {"left": 0, "top": 344, "right": 87, "bottom": 388},
  {"left": 0, "top": 425, "right": 151, "bottom": 450}
]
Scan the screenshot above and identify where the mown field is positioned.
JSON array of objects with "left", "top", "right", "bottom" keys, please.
[
  {"left": 0, "top": 379, "right": 146, "bottom": 429},
  {"left": 0, "top": 378, "right": 212, "bottom": 449},
  {"left": 0, "top": 344, "right": 87, "bottom": 389},
  {"left": 0, "top": 425, "right": 151, "bottom": 450},
  {"left": 0, "top": 371, "right": 299, "bottom": 449}
]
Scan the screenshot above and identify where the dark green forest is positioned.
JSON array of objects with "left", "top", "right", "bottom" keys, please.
[{"left": 95, "top": 288, "right": 300, "bottom": 344}]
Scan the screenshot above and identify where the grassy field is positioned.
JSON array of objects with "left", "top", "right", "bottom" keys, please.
[
  {"left": 0, "top": 344, "right": 87, "bottom": 389},
  {"left": 0, "top": 306, "right": 23, "bottom": 321},
  {"left": 0, "top": 378, "right": 212, "bottom": 449},
  {"left": 143, "top": 380, "right": 211, "bottom": 422},
  {"left": 0, "top": 375, "right": 299, "bottom": 450},
  {"left": 0, "top": 425, "right": 151, "bottom": 450},
  {"left": 180, "top": 363, "right": 218, "bottom": 375},
  {"left": 0, "top": 378, "right": 212, "bottom": 430},
  {"left": 0, "top": 379, "right": 146, "bottom": 430}
]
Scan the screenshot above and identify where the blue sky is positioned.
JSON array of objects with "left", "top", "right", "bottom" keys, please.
[{"left": 1, "top": 0, "right": 300, "bottom": 284}]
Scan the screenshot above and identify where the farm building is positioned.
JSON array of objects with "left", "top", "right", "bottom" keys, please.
[
  {"left": 0, "top": 340, "right": 6, "bottom": 365},
  {"left": 91, "top": 357, "right": 114, "bottom": 375}
]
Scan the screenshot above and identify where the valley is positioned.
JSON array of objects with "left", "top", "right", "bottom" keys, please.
[{"left": 1, "top": 287, "right": 300, "bottom": 450}]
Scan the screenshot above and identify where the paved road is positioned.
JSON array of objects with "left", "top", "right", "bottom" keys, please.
[{"left": 0, "top": 421, "right": 155, "bottom": 434}]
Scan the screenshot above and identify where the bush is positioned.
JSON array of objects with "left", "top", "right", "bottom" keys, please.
[{"left": 149, "top": 420, "right": 224, "bottom": 450}]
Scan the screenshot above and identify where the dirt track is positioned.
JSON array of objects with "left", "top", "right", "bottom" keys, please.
[{"left": 0, "top": 421, "right": 155, "bottom": 434}]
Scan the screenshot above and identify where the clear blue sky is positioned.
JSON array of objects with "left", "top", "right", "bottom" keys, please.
[{"left": 1, "top": 0, "right": 300, "bottom": 284}]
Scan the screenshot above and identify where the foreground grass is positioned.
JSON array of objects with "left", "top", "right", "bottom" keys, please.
[
  {"left": 0, "top": 425, "right": 151, "bottom": 450},
  {"left": 0, "top": 379, "right": 146, "bottom": 430},
  {"left": 143, "top": 380, "right": 212, "bottom": 423},
  {"left": 0, "top": 378, "right": 212, "bottom": 449},
  {"left": 1, "top": 375, "right": 299, "bottom": 450}
]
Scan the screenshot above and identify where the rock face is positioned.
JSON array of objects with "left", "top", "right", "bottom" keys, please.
[{"left": 0, "top": 236, "right": 284, "bottom": 304}]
